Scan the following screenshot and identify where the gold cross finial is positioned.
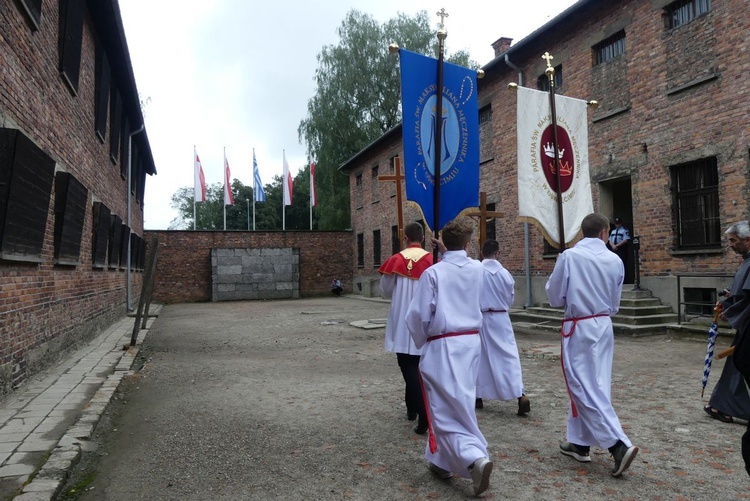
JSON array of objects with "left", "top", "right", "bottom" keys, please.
[
  {"left": 436, "top": 8, "right": 449, "bottom": 29},
  {"left": 542, "top": 52, "right": 554, "bottom": 69}
]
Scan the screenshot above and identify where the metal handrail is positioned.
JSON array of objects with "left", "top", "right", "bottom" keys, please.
[{"left": 675, "top": 273, "right": 734, "bottom": 324}]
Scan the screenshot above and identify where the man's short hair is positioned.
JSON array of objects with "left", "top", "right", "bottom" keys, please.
[
  {"left": 442, "top": 217, "right": 474, "bottom": 250},
  {"left": 581, "top": 213, "right": 609, "bottom": 238},
  {"left": 404, "top": 222, "right": 424, "bottom": 243},
  {"left": 726, "top": 221, "right": 750, "bottom": 239},
  {"left": 482, "top": 239, "right": 499, "bottom": 257}
]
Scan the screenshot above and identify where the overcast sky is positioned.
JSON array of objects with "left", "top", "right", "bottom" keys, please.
[{"left": 119, "top": 0, "right": 578, "bottom": 230}]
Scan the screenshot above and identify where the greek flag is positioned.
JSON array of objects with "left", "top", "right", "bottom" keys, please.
[{"left": 253, "top": 151, "right": 266, "bottom": 203}]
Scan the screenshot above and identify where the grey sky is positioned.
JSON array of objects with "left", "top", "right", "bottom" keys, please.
[{"left": 119, "top": 0, "right": 577, "bottom": 229}]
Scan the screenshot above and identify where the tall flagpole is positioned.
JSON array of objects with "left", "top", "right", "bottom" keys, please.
[
  {"left": 282, "top": 149, "right": 286, "bottom": 231},
  {"left": 193, "top": 146, "right": 196, "bottom": 230},
  {"left": 252, "top": 148, "right": 256, "bottom": 231},
  {"left": 223, "top": 147, "right": 227, "bottom": 231},
  {"left": 309, "top": 160, "right": 313, "bottom": 230},
  {"left": 247, "top": 199, "right": 250, "bottom": 230},
  {"left": 542, "top": 52, "right": 565, "bottom": 249},
  {"left": 432, "top": 9, "right": 448, "bottom": 262}
]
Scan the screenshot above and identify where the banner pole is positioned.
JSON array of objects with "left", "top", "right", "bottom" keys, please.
[
  {"left": 432, "top": 22, "right": 447, "bottom": 261},
  {"left": 543, "top": 52, "right": 566, "bottom": 249}
]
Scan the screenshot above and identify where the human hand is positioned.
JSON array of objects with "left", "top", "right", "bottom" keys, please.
[{"left": 430, "top": 237, "right": 446, "bottom": 255}]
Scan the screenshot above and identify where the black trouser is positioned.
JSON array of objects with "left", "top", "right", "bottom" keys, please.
[{"left": 397, "top": 353, "right": 426, "bottom": 425}]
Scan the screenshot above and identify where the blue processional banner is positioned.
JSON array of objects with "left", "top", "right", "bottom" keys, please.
[{"left": 399, "top": 48, "right": 479, "bottom": 232}]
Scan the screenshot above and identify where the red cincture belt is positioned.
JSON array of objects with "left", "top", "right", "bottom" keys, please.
[
  {"left": 426, "top": 330, "right": 479, "bottom": 342},
  {"left": 559, "top": 313, "right": 609, "bottom": 418}
]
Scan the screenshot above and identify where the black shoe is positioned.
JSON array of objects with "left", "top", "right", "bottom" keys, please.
[
  {"left": 560, "top": 442, "right": 591, "bottom": 462},
  {"left": 475, "top": 398, "right": 484, "bottom": 409},
  {"left": 407, "top": 410, "right": 417, "bottom": 421},
  {"left": 414, "top": 423, "right": 428, "bottom": 435},
  {"left": 518, "top": 395, "right": 530, "bottom": 415},
  {"left": 611, "top": 442, "right": 638, "bottom": 477}
]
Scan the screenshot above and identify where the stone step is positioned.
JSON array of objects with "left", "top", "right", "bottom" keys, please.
[
  {"left": 617, "top": 305, "right": 674, "bottom": 316},
  {"left": 612, "top": 313, "right": 679, "bottom": 326},
  {"left": 665, "top": 322, "right": 735, "bottom": 342},
  {"left": 511, "top": 318, "right": 672, "bottom": 338},
  {"left": 619, "top": 298, "right": 665, "bottom": 308}
]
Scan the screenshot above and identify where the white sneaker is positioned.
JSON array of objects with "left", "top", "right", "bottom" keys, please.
[
  {"left": 469, "top": 457, "right": 492, "bottom": 496},
  {"left": 427, "top": 462, "right": 453, "bottom": 479}
]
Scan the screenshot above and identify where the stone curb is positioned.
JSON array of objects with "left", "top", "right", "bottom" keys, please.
[{"left": 11, "top": 342, "right": 140, "bottom": 500}]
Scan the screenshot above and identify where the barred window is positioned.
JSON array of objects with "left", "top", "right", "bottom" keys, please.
[
  {"left": 593, "top": 31, "right": 626, "bottom": 65},
  {"left": 671, "top": 157, "right": 720, "bottom": 248},
  {"left": 479, "top": 105, "right": 492, "bottom": 125},
  {"left": 371, "top": 166, "right": 379, "bottom": 203},
  {"left": 357, "top": 233, "right": 364, "bottom": 267},
  {"left": 391, "top": 225, "right": 400, "bottom": 255},
  {"left": 666, "top": 0, "right": 711, "bottom": 29},
  {"left": 373, "top": 229, "right": 381, "bottom": 266},
  {"left": 537, "top": 65, "right": 563, "bottom": 92}
]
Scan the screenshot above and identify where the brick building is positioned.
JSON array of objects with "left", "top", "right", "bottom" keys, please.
[
  {"left": 0, "top": 0, "right": 156, "bottom": 396},
  {"left": 341, "top": 0, "right": 749, "bottom": 316}
]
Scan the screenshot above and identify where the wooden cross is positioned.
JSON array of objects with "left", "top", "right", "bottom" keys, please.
[
  {"left": 378, "top": 156, "right": 406, "bottom": 250},
  {"left": 436, "top": 8, "right": 449, "bottom": 29},
  {"left": 464, "top": 192, "right": 504, "bottom": 250},
  {"left": 542, "top": 52, "right": 554, "bottom": 69}
]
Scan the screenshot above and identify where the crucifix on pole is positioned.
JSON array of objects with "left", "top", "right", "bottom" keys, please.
[
  {"left": 377, "top": 155, "right": 406, "bottom": 250},
  {"left": 464, "top": 192, "right": 504, "bottom": 250}
]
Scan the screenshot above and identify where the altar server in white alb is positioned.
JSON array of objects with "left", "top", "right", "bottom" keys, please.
[
  {"left": 475, "top": 239, "right": 530, "bottom": 415},
  {"left": 405, "top": 217, "right": 493, "bottom": 496},
  {"left": 378, "top": 222, "right": 433, "bottom": 435},
  {"left": 545, "top": 213, "right": 638, "bottom": 478}
]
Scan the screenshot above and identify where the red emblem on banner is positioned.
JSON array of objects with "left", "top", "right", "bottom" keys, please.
[{"left": 540, "top": 125, "right": 574, "bottom": 193}]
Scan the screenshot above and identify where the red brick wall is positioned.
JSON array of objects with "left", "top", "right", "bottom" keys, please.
[
  {"left": 146, "top": 231, "right": 353, "bottom": 303},
  {"left": 346, "top": 0, "right": 750, "bottom": 303},
  {"left": 0, "top": 2, "right": 146, "bottom": 396}
]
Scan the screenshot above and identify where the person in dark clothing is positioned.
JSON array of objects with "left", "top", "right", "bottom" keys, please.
[{"left": 719, "top": 221, "right": 750, "bottom": 476}]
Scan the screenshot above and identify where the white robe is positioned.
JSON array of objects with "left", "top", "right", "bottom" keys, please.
[
  {"left": 380, "top": 273, "right": 422, "bottom": 355},
  {"left": 476, "top": 259, "right": 524, "bottom": 400},
  {"left": 405, "top": 250, "right": 487, "bottom": 476},
  {"left": 545, "top": 237, "right": 631, "bottom": 450}
]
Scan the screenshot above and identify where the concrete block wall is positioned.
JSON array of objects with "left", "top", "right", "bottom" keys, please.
[{"left": 211, "top": 247, "right": 300, "bottom": 301}]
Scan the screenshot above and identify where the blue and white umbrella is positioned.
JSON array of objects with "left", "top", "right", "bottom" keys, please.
[{"left": 701, "top": 304, "right": 722, "bottom": 397}]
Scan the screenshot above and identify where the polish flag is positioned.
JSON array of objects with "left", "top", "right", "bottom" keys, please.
[
  {"left": 310, "top": 161, "right": 317, "bottom": 207},
  {"left": 194, "top": 147, "right": 206, "bottom": 202},
  {"left": 283, "top": 151, "right": 293, "bottom": 205},
  {"left": 224, "top": 151, "right": 234, "bottom": 205}
]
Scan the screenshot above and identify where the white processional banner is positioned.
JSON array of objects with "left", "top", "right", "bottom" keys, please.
[{"left": 516, "top": 86, "right": 593, "bottom": 247}]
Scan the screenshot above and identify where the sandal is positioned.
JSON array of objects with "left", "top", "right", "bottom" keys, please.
[{"left": 704, "top": 405, "right": 733, "bottom": 423}]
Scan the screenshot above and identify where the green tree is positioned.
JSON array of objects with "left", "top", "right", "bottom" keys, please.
[{"left": 298, "top": 9, "right": 476, "bottom": 230}]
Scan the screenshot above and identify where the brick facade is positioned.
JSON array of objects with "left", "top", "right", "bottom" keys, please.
[
  {"left": 146, "top": 231, "right": 353, "bottom": 303},
  {"left": 343, "top": 0, "right": 750, "bottom": 311},
  {"left": 0, "top": 1, "right": 155, "bottom": 397}
]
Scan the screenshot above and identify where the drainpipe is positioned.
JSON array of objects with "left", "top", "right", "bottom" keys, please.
[
  {"left": 126, "top": 124, "right": 145, "bottom": 312},
  {"left": 504, "top": 53, "right": 533, "bottom": 309}
]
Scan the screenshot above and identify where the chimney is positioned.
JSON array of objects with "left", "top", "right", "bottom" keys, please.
[{"left": 491, "top": 37, "right": 513, "bottom": 57}]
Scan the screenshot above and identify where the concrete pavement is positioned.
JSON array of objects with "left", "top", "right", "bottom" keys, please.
[{"left": 0, "top": 307, "right": 159, "bottom": 501}]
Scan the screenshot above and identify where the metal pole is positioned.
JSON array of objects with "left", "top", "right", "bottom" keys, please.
[
  {"left": 126, "top": 123, "right": 144, "bottom": 312},
  {"left": 247, "top": 199, "right": 250, "bottom": 231}
]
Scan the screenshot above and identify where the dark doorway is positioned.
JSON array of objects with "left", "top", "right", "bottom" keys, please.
[{"left": 600, "top": 177, "right": 634, "bottom": 284}]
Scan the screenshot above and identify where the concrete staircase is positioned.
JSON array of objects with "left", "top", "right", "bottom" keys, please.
[{"left": 510, "top": 289, "right": 679, "bottom": 337}]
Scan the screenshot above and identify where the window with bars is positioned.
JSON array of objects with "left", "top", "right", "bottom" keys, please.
[
  {"left": 479, "top": 105, "right": 492, "bottom": 125},
  {"left": 666, "top": 0, "right": 711, "bottom": 29},
  {"left": 357, "top": 233, "right": 364, "bottom": 267},
  {"left": 684, "top": 287, "right": 716, "bottom": 316},
  {"left": 485, "top": 203, "right": 496, "bottom": 241},
  {"left": 671, "top": 157, "right": 720, "bottom": 249},
  {"left": 373, "top": 229, "right": 381, "bottom": 266},
  {"left": 355, "top": 173, "right": 363, "bottom": 208},
  {"left": 537, "top": 65, "right": 563, "bottom": 92},
  {"left": 593, "top": 31, "right": 626, "bottom": 65},
  {"left": 371, "top": 166, "right": 379, "bottom": 203},
  {"left": 389, "top": 156, "right": 397, "bottom": 198},
  {"left": 391, "top": 225, "right": 400, "bottom": 255}
]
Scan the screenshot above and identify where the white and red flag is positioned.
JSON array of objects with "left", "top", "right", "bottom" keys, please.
[
  {"left": 310, "top": 161, "right": 317, "bottom": 207},
  {"left": 283, "top": 150, "right": 293, "bottom": 205},
  {"left": 516, "top": 86, "right": 593, "bottom": 246},
  {"left": 194, "top": 146, "right": 206, "bottom": 203},
  {"left": 224, "top": 150, "right": 234, "bottom": 206}
]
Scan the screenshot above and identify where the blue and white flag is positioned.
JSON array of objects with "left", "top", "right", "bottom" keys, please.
[
  {"left": 399, "top": 49, "right": 479, "bottom": 232},
  {"left": 253, "top": 151, "right": 266, "bottom": 203}
]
